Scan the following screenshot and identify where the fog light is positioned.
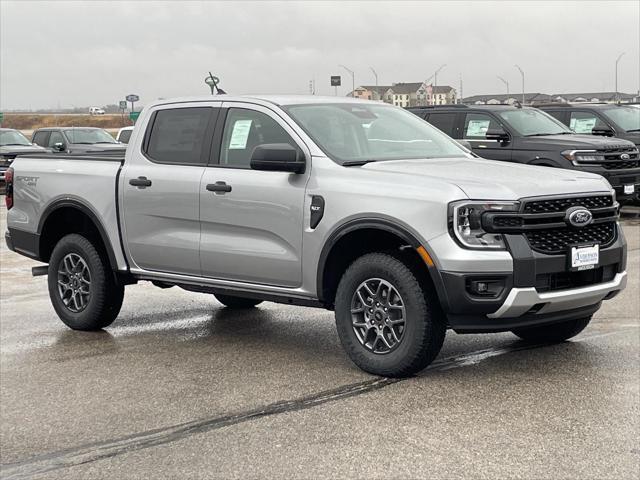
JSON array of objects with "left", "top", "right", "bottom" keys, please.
[{"left": 466, "top": 279, "right": 505, "bottom": 298}]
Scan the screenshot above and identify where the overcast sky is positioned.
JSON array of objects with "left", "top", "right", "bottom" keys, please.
[{"left": 1, "top": 1, "right": 638, "bottom": 110}]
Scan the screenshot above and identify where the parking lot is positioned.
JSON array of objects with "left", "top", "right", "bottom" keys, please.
[{"left": 0, "top": 206, "right": 637, "bottom": 479}]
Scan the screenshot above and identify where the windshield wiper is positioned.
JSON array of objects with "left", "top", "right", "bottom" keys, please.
[
  {"left": 95, "top": 141, "right": 117, "bottom": 144},
  {"left": 2, "top": 143, "right": 31, "bottom": 146},
  {"left": 626, "top": 129, "right": 640, "bottom": 133},
  {"left": 342, "top": 160, "right": 379, "bottom": 166},
  {"left": 525, "top": 132, "right": 566, "bottom": 137}
]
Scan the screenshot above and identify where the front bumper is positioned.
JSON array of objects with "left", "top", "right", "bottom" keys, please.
[
  {"left": 436, "top": 226, "right": 627, "bottom": 332},
  {"left": 488, "top": 272, "right": 626, "bottom": 318}
]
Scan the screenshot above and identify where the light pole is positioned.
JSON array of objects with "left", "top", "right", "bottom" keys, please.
[
  {"left": 433, "top": 64, "right": 446, "bottom": 88},
  {"left": 615, "top": 52, "right": 625, "bottom": 102},
  {"left": 514, "top": 65, "right": 525, "bottom": 104},
  {"left": 339, "top": 64, "right": 355, "bottom": 97},
  {"left": 497, "top": 76, "right": 509, "bottom": 95}
]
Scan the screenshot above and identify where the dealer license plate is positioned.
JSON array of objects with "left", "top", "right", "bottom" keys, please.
[{"left": 570, "top": 244, "right": 599, "bottom": 271}]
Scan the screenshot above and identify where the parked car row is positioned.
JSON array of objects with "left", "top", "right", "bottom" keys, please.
[
  {"left": 5, "top": 95, "right": 629, "bottom": 377},
  {"left": 408, "top": 103, "right": 639, "bottom": 204}
]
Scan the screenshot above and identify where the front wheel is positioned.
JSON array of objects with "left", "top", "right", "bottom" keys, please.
[
  {"left": 48, "top": 234, "right": 124, "bottom": 330},
  {"left": 511, "top": 316, "right": 592, "bottom": 343},
  {"left": 334, "top": 253, "right": 446, "bottom": 378}
]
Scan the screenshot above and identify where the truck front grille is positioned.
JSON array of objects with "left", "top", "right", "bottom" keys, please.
[
  {"left": 483, "top": 194, "right": 618, "bottom": 255},
  {"left": 525, "top": 222, "right": 616, "bottom": 255},
  {"left": 602, "top": 160, "right": 640, "bottom": 170}
]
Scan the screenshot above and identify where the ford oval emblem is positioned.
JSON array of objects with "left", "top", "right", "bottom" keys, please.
[
  {"left": 566, "top": 207, "right": 593, "bottom": 228},
  {"left": 620, "top": 153, "right": 630, "bottom": 160}
]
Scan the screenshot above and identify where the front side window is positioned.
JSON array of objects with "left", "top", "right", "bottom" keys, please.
[
  {"left": 146, "top": 108, "right": 212, "bottom": 165},
  {"left": 463, "top": 113, "right": 502, "bottom": 139},
  {"left": 600, "top": 107, "right": 640, "bottom": 132},
  {"left": 220, "top": 108, "right": 297, "bottom": 169},
  {"left": 569, "top": 111, "right": 608, "bottom": 134},
  {"left": 497, "top": 108, "right": 572, "bottom": 136},
  {"left": 0, "top": 130, "right": 31, "bottom": 146},
  {"left": 285, "top": 103, "right": 467, "bottom": 164},
  {"left": 63, "top": 128, "right": 117, "bottom": 145}
]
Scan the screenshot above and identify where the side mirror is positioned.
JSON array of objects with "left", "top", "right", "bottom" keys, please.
[
  {"left": 485, "top": 129, "right": 510, "bottom": 143},
  {"left": 250, "top": 143, "right": 305, "bottom": 174},
  {"left": 53, "top": 142, "right": 66, "bottom": 152},
  {"left": 591, "top": 126, "right": 614, "bottom": 137}
]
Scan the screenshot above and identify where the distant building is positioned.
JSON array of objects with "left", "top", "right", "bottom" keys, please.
[
  {"left": 462, "top": 91, "right": 638, "bottom": 105},
  {"left": 352, "top": 86, "right": 391, "bottom": 101},
  {"left": 550, "top": 92, "right": 638, "bottom": 103},
  {"left": 426, "top": 85, "right": 457, "bottom": 105},
  {"left": 383, "top": 82, "right": 428, "bottom": 107}
]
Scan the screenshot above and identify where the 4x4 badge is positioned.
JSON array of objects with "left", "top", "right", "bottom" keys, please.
[{"left": 566, "top": 206, "right": 593, "bottom": 227}]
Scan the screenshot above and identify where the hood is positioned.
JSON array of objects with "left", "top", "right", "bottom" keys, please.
[
  {"left": 361, "top": 157, "right": 611, "bottom": 200},
  {"left": 523, "top": 134, "right": 635, "bottom": 150},
  {"left": 0, "top": 144, "right": 48, "bottom": 157}
]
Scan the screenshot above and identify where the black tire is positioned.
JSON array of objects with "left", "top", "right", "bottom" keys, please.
[
  {"left": 214, "top": 294, "right": 263, "bottom": 309},
  {"left": 334, "top": 252, "right": 446, "bottom": 378},
  {"left": 511, "top": 316, "right": 592, "bottom": 343},
  {"left": 47, "top": 233, "right": 124, "bottom": 330}
]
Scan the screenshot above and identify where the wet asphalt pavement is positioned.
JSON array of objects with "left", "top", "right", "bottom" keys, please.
[{"left": 0, "top": 206, "right": 638, "bottom": 479}]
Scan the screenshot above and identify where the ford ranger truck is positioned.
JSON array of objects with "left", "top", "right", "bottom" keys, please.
[{"left": 5, "top": 96, "right": 628, "bottom": 377}]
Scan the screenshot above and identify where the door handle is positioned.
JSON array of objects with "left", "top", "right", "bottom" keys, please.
[
  {"left": 206, "top": 181, "right": 232, "bottom": 193},
  {"left": 129, "top": 176, "right": 152, "bottom": 188}
]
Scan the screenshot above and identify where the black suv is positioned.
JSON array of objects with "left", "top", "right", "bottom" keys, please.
[
  {"left": 537, "top": 103, "right": 640, "bottom": 147},
  {"left": 408, "top": 104, "right": 640, "bottom": 203}
]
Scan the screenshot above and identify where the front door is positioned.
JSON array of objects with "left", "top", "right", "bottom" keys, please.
[
  {"left": 121, "top": 104, "right": 219, "bottom": 276},
  {"left": 462, "top": 112, "right": 513, "bottom": 162},
  {"left": 199, "top": 104, "right": 309, "bottom": 287}
]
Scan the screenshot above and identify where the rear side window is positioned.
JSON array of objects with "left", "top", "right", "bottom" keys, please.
[
  {"left": 118, "top": 129, "right": 132, "bottom": 144},
  {"left": 32, "top": 131, "right": 49, "bottom": 147},
  {"left": 48, "top": 131, "right": 65, "bottom": 147},
  {"left": 145, "top": 108, "right": 212, "bottom": 165},
  {"left": 426, "top": 113, "right": 457, "bottom": 136}
]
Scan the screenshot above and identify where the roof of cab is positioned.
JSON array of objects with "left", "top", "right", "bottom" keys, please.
[{"left": 148, "top": 95, "right": 382, "bottom": 109}]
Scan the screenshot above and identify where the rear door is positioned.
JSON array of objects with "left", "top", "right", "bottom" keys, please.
[
  {"left": 424, "top": 112, "right": 461, "bottom": 138},
  {"left": 121, "top": 103, "right": 219, "bottom": 276},
  {"left": 199, "top": 103, "right": 310, "bottom": 287},
  {"left": 462, "top": 112, "right": 512, "bottom": 161}
]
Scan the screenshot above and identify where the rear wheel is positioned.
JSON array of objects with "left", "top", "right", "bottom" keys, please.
[
  {"left": 48, "top": 234, "right": 124, "bottom": 330},
  {"left": 334, "top": 253, "right": 446, "bottom": 378},
  {"left": 511, "top": 316, "right": 592, "bottom": 343},
  {"left": 214, "top": 294, "right": 263, "bottom": 309}
]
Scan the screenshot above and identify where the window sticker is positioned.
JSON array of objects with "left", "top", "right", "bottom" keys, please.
[
  {"left": 466, "top": 119, "right": 490, "bottom": 137},
  {"left": 229, "top": 119, "right": 252, "bottom": 149},
  {"left": 570, "top": 117, "right": 596, "bottom": 134}
]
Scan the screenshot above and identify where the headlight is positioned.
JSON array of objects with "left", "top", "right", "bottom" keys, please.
[
  {"left": 561, "top": 149, "right": 605, "bottom": 166},
  {"left": 450, "top": 201, "right": 519, "bottom": 249}
]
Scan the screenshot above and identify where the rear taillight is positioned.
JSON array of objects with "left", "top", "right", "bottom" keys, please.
[{"left": 5, "top": 167, "right": 13, "bottom": 210}]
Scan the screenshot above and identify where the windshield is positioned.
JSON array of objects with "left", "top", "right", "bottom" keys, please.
[
  {"left": 63, "top": 129, "right": 117, "bottom": 144},
  {"left": 0, "top": 130, "right": 32, "bottom": 146},
  {"left": 497, "top": 108, "right": 572, "bottom": 136},
  {"left": 601, "top": 107, "right": 640, "bottom": 132},
  {"left": 284, "top": 103, "right": 468, "bottom": 164}
]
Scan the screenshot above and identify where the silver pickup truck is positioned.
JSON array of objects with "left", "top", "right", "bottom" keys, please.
[{"left": 5, "top": 95, "right": 628, "bottom": 377}]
